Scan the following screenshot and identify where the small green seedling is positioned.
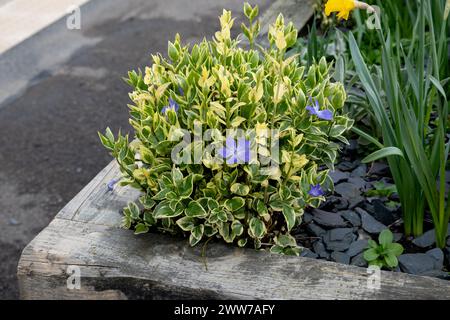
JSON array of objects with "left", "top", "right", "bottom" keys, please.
[
  {"left": 365, "top": 181, "right": 397, "bottom": 198},
  {"left": 363, "top": 229, "right": 403, "bottom": 269}
]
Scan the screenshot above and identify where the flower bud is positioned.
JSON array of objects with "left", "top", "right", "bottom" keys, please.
[
  {"left": 331, "top": 84, "right": 346, "bottom": 109},
  {"left": 307, "top": 65, "right": 316, "bottom": 87},
  {"left": 297, "top": 88, "right": 306, "bottom": 109},
  {"left": 319, "top": 57, "right": 328, "bottom": 75}
]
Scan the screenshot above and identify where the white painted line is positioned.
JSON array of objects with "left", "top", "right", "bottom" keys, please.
[{"left": 0, "top": 0, "right": 90, "bottom": 54}]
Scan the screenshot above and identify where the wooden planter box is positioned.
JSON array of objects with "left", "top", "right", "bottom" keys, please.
[{"left": 17, "top": 161, "right": 450, "bottom": 300}]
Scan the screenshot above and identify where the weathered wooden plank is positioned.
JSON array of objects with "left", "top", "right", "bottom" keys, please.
[
  {"left": 57, "top": 160, "right": 141, "bottom": 227},
  {"left": 17, "top": 161, "right": 450, "bottom": 300},
  {"left": 257, "top": 0, "right": 314, "bottom": 46},
  {"left": 237, "top": 0, "right": 314, "bottom": 49}
]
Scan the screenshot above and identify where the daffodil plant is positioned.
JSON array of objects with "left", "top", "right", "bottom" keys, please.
[
  {"left": 99, "top": 4, "right": 353, "bottom": 254},
  {"left": 325, "top": 0, "right": 375, "bottom": 21},
  {"left": 349, "top": 0, "right": 450, "bottom": 248}
]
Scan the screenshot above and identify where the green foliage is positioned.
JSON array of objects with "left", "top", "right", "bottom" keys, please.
[
  {"left": 365, "top": 181, "right": 397, "bottom": 198},
  {"left": 99, "top": 5, "right": 352, "bottom": 254},
  {"left": 296, "top": 0, "right": 450, "bottom": 146},
  {"left": 292, "top": 21, "right": 380, "bottom": 146},
  {"left": 349, "top": 0, "right": 450, "bottom": 248},
  {"left": 363, "top": 229, "right": 404, "bottom": 269}
]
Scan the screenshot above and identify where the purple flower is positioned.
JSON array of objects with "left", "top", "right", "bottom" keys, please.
[
  {"left": 161, "top": 98, "right": 179, "bottom": 114},
  {"left": 306, "top": 99, "right": 333, "bottom": 121},
  {"left": 178, "top": 86, "right": 184, "bottom": 96},
  {"left": 218, "top": 137, "right": 251, "bottom": 164},
  {"left": 308, "top": 184, "right": 324, "bottom": 197},
  {"left": 107, "top": 178, "right": 120, "bottom": 192}
]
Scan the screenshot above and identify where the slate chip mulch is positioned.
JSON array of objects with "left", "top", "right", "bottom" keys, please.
[{"left": 293, "top": 139, "right": 450, "bottom": 280}]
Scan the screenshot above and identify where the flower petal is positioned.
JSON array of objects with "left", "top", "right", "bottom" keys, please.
[
  {"left": 316, "top": 109, "right": 334, "bottom": 121},
  {"left": 315, "top": 99, "right": 320, "bottom": 109},
  {"left": 337, "top": 10, "right": 351, "bottom": 20},
  {"left": 325, "top": 0, "right": 355, "bottom": 19},
  {"left": 308, "top": 184, "right": 325, "bottom": 197},
  {"left": 107, "top": 178, "right": 120, "bottom": 192},
  {"left": 218, "top": 147, "right": 227, "bottom": 159},
  {"left": 228, "top": 155, "right": 238, "bottom": 164},
  {"left": 325, "top": 0, "right": 341, "bottom": 15},
  {"left": 220, "top": 137, "right": 237, "bottom": 164},
  {"left": 168, "top": 98, "right": 180, "bottom": 112},
  {"left": 236, "top": 138, "right": 251, "bottom": 163},
  {"left": 306, "top": 105, "right": 318, "bottom": 116}
]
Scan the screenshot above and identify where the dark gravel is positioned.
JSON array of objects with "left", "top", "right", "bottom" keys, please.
[{"left": 295, "top": 140, "right": 450, "bottom": 279}]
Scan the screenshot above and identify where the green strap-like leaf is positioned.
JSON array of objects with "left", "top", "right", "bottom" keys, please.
[
  {"left": 362, "top": 147, "right": 404, "bottom": 163},
  {"left": 351, "top": 126, "right": 384, "bottom": 149}
]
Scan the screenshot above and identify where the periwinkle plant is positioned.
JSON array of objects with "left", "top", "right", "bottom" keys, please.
[{"left": 99, "top": 4, "right": 353, "bottom": 254}]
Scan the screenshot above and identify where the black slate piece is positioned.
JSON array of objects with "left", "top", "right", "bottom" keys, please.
[
  {"left": 368, "top": 162, "right": 390, "bottom": 176},
  {"left": 329, "top": 170, "right": 350, "bottom": 184},
  {"left": 398, "top": 254, "right": 438, "bottom": 275},
  {"left": 323, "top": 228, "right": 356, "bottom": 252},
  {"left": 357, "top": 208, "right": 387, "bottom": 234},
  {"left": 350, "top": 164, "right": 367, "bottom": 178},
  {"left": 346, "top": 239, "right": 369, "bottom": 258},
  {"left": 306, "top": 223, "right": 326, "bottom": 237},
  {"left": 331, "top": 251, "right": 350, "bottom": 264},
  {"left": 350, "top": 252, "right": 368, "bottom": 267},
  {"left": 426, "top": 248, "right": 444, "bottom": 270},
  {"left": 312, "top": 240, "right": 329, "bottom": 259},
  {"left": 300, "top": 248, "right": 319, "bottom": 259},
  {"left": 340, "top": 210, "right": 361, "bottom": 227},
  {"left": 311, "top": 209, "right": 347, "bottom": 228},
  {"left": 412, "top": 224, "right": 450, "bottom": 248},
  {"left": 302, "top": 212, "right": 313, "bottom": 224},
  {"left": 334, "top": 183, "right": 364, "bottom": 209},
  {"left": 337, "top": 161, "right": 358, "bottom": 172},
  {"left": 372, "top": 199, "right": 398, "bottom": 225}
]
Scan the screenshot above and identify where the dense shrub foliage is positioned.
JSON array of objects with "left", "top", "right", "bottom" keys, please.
[{"left": 100, "top": 4, "right": 353, "bottom": 254}]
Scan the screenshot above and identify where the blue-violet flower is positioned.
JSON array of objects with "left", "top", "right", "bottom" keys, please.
[
  {"left": 161, "top": 97, "right": 179, "bottom": 114},
  {"left": 107, "top": 178, "right": 120, "bottom": 192},
  {"left": 306, "top": 99, "right": 333, "bottom": 121},
  {"left": 219, "top": 137, "right": 251, "bottom": 164},
  {"left": 308, "top": 184, "right": 325, "bottom": 197}
]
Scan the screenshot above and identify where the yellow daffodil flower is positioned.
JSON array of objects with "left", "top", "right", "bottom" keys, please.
[{"left": 325, "top": 0, "right": 374, "bottom": 20}]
